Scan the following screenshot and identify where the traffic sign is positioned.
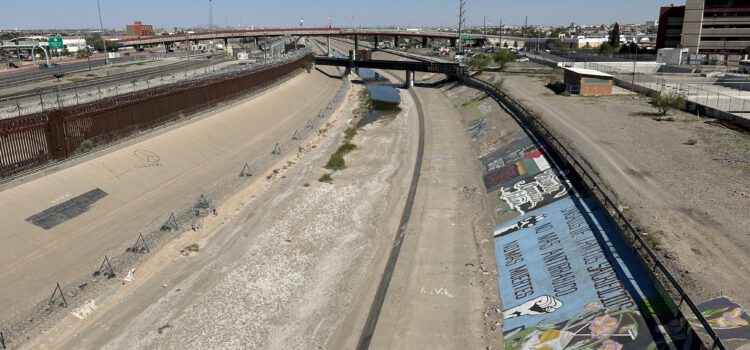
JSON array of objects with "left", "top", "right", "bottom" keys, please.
[
  {"left": 48, "top": 36, "right": 63, "bottom": 50},
  {"left": 460, "top": 34, "right": 476, "bottom": 40}
]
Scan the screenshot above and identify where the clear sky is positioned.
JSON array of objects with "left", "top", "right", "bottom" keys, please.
[{"left": 2, "top": 0, "right": 682, "bottom": 30}]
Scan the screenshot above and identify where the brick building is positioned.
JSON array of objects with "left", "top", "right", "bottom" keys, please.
[
  {"left": 126, "top": 21, "right": 155, "bottom": 36},
  {"left": 563, "top": 68, "right": 614, "bottom": 96}
]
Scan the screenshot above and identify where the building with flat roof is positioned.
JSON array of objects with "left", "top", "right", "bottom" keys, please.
[
  {"left": 563, "top": 67, "right": 613, "bottom": 97},
  {"left": 126, "top": 21, "right": 155, "bottom": 37},
  {"left": 657, "top": 0, "right": 750, "bottom": 55}
]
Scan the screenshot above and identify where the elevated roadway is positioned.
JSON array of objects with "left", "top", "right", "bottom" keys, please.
[{"left": 117, "top": 27, "right": 539, "bottom": 48}]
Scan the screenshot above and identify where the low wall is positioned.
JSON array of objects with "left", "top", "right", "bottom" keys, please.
[
  {"left": 578, "top": 61, "right": 663, "bottom": 74},
  {"left": 613, "top": 77, "right": 750, "bottom": 130}
]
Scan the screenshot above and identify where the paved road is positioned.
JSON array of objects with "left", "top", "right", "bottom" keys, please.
[{"left": 0, "top": 68, "right": 341, "bottom": 325}]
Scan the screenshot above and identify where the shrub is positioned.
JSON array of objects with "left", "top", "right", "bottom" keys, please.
[
  {"left": 74, "top": 139, "right": 95, "bottom": 155},
  {"left": 685, "top": 139, "right": 698, "bottom": 145},
  {"left": 652, "top": 91, "right": 687, "bottom": 115}
]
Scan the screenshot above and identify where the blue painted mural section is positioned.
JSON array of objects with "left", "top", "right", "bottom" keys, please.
[{"left": 496, "top": 196, "right": 640, "bottom": 332}]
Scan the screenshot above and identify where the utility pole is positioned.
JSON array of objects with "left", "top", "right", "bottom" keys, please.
[
  {"left": 499, "top": 19, "right": 503, "bottom": 47},
  {"left": 483, "top": 15, "right": 486, "bottom": 35},
  {"left": 209, "top": 0, "right": 214, "bottom": 31},
  {"left": 96, "top": 0, "right": 108, "bottom": 66},
  {"left": 523, "top": 16, "right": 528, "bottom": 50},
  {"left": 458, "top": 0, "right": 466, "bottom": 53}
]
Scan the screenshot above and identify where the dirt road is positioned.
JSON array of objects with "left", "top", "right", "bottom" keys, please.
[{"left": 500, "top": 72, "right": 750, "bottom": 308}]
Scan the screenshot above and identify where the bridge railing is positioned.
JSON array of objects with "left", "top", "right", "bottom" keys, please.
[{"left": 466, "top": 76, "right": 727, "bottom": 350}]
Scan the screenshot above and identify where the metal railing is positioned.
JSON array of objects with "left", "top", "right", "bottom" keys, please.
[{"left": 466, "top": 76, "right": 727, "bottom": 350}]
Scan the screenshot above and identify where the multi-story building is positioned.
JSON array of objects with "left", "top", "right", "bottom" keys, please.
[
  {"left": 125, "top": 21, "right": 155, "bottom": 37},
  {"left": 657, "top": 0, "right": 750, "bottom": 55}
]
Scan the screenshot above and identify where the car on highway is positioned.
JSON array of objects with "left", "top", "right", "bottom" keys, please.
[{"left": 38, "top": 63, "right": 60, "bottom": 69}]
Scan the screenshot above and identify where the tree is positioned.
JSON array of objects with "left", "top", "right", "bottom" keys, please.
[
  {"left": 503, "top": 41, "right": 508, "bottom": 48},
  {"left": 85, "top": 33, "right": 117, "bottom": 52},
  {"left": 608, "top": 22, "right": 621, "bottom": 47},
  {"left": 467, "top": 54, "right": 491, "bottom": 71},
  {"left": 513, "top": 41, "right": 518, "bottom": 48},
  {"left": 492, "top": 50, "right": 516, "bottom": 70},
  {"left": 652, "top": 91, "right": 686, "bottom": 115}
]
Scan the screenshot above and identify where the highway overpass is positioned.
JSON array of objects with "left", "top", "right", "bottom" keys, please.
[{"left": 116, "top": 27, "right": 541, "bottom": 49}]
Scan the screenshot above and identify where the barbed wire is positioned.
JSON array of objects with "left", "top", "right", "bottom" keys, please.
[{"left": 0, "top": 65, "right": 350, "bottom": 349}]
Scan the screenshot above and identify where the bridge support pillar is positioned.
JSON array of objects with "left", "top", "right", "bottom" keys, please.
[
  {"left": 394, "top": 36, "right": 399, "bottom": 48},
  {"left": 404, "top": 70, "right": 414, "bottom": 88},
  {"left": 374, "top": 35, "right": 379, "bottom": 49},
  {"left": 354, "top": 35, "right": 359, "bottom": 51},
  {"left": 450, "top": 38, "right": 457, "bottom": 48},
  {"left": 327, "top": 36, "right": 332, "bottom": 57},
  {"left": 422, "top": 36, "right": 428, "bottom": 48}
]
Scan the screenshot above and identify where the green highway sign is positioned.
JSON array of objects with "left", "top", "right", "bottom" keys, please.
[
  {"left": 48, "top": 36, "right": 63, "bottom": 50},
  {"left": 460, "top": 34, "right": 476, "bottom": 40}
]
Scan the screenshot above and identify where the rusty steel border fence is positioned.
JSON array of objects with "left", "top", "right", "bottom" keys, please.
[
  {"left": 0, "top": 50, "right": 313, "bottom": 180},
  {"left": 466, "top": 76, "right": 727, "bottom": 350}
]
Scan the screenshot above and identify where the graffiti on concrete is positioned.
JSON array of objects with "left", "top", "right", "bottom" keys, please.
[
  {"left": 503, "top": 306, "right": 655, "bottom": 350},
  {"left": 495, "top": 215, "right": 547, "bottom": 238},
  {"left": 468, "top": 118, "right": 488, "bottom": 139},
  {"left": 484, "top": 149, "right": 551, "bottom": 192},
  {"left": 495, "top": 197, "right": 662, "bottom": 349},
  {"left": 692, "top": 296, "right": 750, "bottom": 341},
  {"left": 480, "top": 138, "right": 537, "bottom": 174},
  {"left": 499, "top": 169, "right": 570, "bottom": 215}
]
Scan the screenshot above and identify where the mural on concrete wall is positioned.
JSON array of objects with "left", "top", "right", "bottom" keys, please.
[
  {"left": 480, "top": 138, "right": 537, "bottom": 174},
  {"left": 484, "top": 149, "right": 551, "bottom": 192},
  {"left": 503, "top": 306, "right": 654, "bottom": 350},
  {"left": 498, "top": 168, "right": 571, "bottom": 216},
  {"left": 494, "top": 196, "right": 661, "bottom": 349},
  {"left": 692, "top": 296, "right": 750, "bottom": 341}
]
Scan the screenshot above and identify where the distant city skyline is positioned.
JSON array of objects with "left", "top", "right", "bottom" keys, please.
[{"left": 2, "top": 0, "right": 682, "bottom": 30}]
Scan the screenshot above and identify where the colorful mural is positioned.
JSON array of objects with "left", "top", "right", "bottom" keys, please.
[
  {"left": 484, "top": 149, "right": 551, "bottom": 192},
  {"left": 480, "top": 138, "right": 537, "bottom": 174},
  {"left": 693, "top": 296, "right": 750, "bottom": 341},
  {"left": 494, "top": 196, "right": 660, "bottom": 349}
]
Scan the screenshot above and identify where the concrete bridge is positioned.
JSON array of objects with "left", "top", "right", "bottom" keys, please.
[
  {"left": 116, "top": 27, "right": 539, "bottom": 50},
  {"left": 313, "top": 56, "right": 467, "bottom": 88}
]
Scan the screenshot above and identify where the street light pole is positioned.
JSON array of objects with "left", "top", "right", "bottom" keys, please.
[{"left": 96, "top": 0, "right": 108, "bottom": 66}]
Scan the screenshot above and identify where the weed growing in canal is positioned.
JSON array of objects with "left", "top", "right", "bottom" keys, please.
[
  {"left": 685, "top": 139, "right": 698, "bottom": 146},
  {"left": 640, "top": 229, "right": 662, "bottom": 249},
  {"left": 344, "top": 127, "right": 357, "bottom": 142},
  {"left": 319, "top": 173, "right": 333, "bottom": 183},
  {"left": 324, "top": 142, "right": 357, "bottom": 170}
]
